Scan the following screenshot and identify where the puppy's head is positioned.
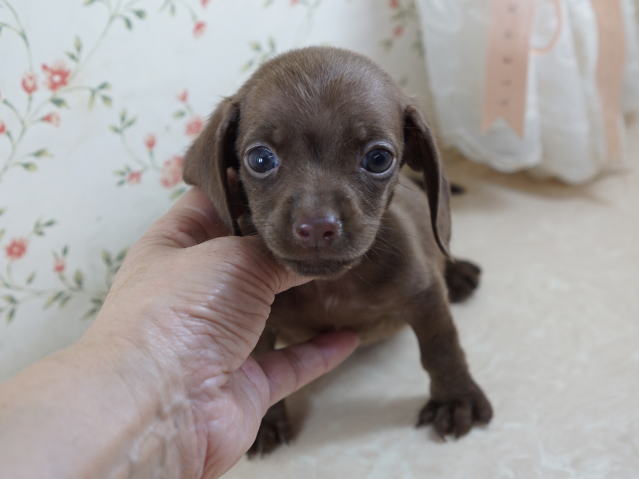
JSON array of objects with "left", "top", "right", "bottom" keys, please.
[{"left": 184, "top": 47, "right": 449, "bottom": 277}]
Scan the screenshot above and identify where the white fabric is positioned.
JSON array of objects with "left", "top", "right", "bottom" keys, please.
[{"left": 416, "top": 0, "right": 639, "bottom": 183}]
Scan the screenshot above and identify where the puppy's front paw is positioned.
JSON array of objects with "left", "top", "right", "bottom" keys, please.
[
  {"left": 445, "top": 259, "right": 481, "bottom": 303},
  {"left": 417, "top": 386, "right": 493, "bottom": 439},
  {"left": 247, "top": 401, "right": 291, "bottom": 457}
]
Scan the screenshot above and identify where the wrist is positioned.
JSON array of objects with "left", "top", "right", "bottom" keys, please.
[
  {"left": 73, "top": 329, "right": 206, "bottom": 478},
  {"left": 0, "top": 333, "right": 203, "bottom": 479}
]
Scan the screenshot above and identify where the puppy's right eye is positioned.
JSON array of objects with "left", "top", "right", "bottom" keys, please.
[{"left": 245, "top": 146, "right": 280, "bottom": 177}]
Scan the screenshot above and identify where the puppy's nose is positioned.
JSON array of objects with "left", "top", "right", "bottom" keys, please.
[{"left": 293, "top": 215, "right": 342, "bottom": 247}]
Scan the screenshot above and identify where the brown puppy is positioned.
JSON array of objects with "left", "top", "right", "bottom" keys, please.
[{"left": 183, "top": 46, "right": 492, "bottom": 455}]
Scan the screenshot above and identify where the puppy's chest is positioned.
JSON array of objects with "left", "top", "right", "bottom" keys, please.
[{"left": 269, "top": 278, "right": 408, "bottom": 344}]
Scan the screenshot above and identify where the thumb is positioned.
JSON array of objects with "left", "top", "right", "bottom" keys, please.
[
  {"left": 143, "top": 188, "right": 229, "bottom": 250},
  {"left": 187, "top": 234, "right": 312, "bottom": 306},
  {"left": 156, "top": 235, "right": 313, "bottom": 367},
  {"left": 226, "top": 235, "right": 312, "bottom": 294},
  {"left": 252, "top": 331, "right": 360, "bottom": 407}
]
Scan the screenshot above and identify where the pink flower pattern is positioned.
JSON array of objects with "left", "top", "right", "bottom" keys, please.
[
  {"left": 381, "top": 0, "right": 420, "bottom": 52},
  {"left": 5, "top": 238, "right": 28, "bottom": 261},
  {"left": 193, "top": 21, "right": 206, "bottom": 38},
  {"left": 42, "top": 112, "right": 61, "bottom": 127},
  {"left": 145, "top": 133, "right": 156, "bottom": 150},
  {"left": 185, "top": 116, "right": 203, "bottom": 136},
  {"left": 160, "top": 156, "right": 184, "bottom": 188},
  {"left": 53, "top": 258, "right": 65, "bottom": 273},
  {"left": 41, "top": 62, "right": 71, "bottom": 92},
  {"left": 127, "top": 171, "right": 142, "bottom": 184},
  {"left": 21, "top": 72, "right": 38, "bottom": 94}
]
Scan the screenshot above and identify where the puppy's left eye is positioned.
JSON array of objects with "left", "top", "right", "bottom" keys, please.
[
  {"left": 245, "top": 146, "right": 280, "bottom": 177},
  {"left": 361, "top": 148, "right": 394, "bottom": 174}
]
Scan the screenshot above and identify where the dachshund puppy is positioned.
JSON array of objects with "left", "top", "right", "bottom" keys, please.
[{"left": 183, "top": 46, "right": 492, "bottom": 455}]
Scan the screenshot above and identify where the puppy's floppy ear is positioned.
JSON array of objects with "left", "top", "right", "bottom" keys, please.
[
  {"left": 183, "top": 97, "right": 241, "bottom": 235},
  {"left": 402, "top": 105, "right": 451, "bottom": 257}
]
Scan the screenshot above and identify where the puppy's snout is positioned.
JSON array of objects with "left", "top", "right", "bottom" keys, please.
[{"left": 293, "top": 215, "right": 342, "bottom": 248}]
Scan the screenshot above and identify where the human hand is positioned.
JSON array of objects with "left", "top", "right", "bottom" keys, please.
[{"left": 84, "top": 188, "right": 359, "bottom": 477}]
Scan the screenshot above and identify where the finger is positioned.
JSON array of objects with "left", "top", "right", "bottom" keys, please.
[
  {"left": 235, "top": 236, "right": 314, "bottom": 294},
  {"left": 144, "top": 188, "right": 229, "bottom": 249},
  {"left": 188, "top": 235, "right": 313, "bottom": 315},
  {"left": 255, "top": 331, "right": 359, "bottom": 407}
]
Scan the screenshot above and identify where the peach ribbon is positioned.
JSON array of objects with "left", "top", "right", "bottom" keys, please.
[
  {"left": 481, "top": 0, "right": 627, "bottom": 160},
  {"left": 482, "top": 0, "right": 537, "bottom": 137},
  {"left": 592, "top": 0, "right": 626, "bottom": 160}
]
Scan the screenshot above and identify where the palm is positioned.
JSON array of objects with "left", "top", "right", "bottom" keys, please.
[
  {"left": 100, "top": 188, "right": 358, "bottom": 478},
  {"left": 197, "top": 357, "right": 271, "bottom": 477}
]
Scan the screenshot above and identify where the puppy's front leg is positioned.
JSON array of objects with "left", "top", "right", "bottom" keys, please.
[
  {"left": 408, "top": 280, "right": 493, "bottom": 439},
  {"left": 247, "top": 328, "right": 291, "bottom": 457}
]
